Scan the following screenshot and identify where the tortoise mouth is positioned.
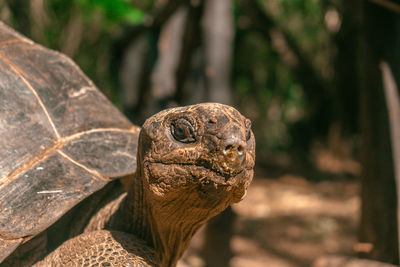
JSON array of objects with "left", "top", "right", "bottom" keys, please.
[
  {"left": 145, "top": 162, "right": 252, "bottom": 204},
  {"left": 149, "top": 161, "right": 251, "bottom": 186}
]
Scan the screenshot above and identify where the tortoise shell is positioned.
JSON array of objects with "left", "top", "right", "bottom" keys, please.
[{"left": 0, "top": 21, "right": 139, "bottom": 262}]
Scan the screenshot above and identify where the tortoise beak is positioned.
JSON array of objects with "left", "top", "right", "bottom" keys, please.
[
  {"left": 207, "top": 121, "right": 252, "bottom": 178},
  {"left": 218, "top": 136, "right": 247, "bottom": 176}
]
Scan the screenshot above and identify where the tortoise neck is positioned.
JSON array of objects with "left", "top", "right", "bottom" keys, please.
[
  {"left": 147, "top": 193, "right": 213, "bottom": 266},
  {"left": 127, "top": 168, "right": 220, "bottom": 267},
  {"left": 125, "top": 171, "right": 153, "bottom": 246}
]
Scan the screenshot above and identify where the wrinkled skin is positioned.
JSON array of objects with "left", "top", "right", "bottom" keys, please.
[
  {"left": 36, "top": 103, "right": 255, "bottom": 267},
  {"left": 141, "top": 103, "right": 255, "bottom": 205}
]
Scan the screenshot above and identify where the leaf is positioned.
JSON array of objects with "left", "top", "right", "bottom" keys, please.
[{"left": 77, "top": 0, "right": 145, "bottom": 25}]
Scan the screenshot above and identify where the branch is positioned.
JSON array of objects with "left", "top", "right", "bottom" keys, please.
[
  {"left": 113, "top": 0, "right": 188, "bottom": 62},
  {"left": 174, "top": 1, "right": 204, "bottom": 104},
  {"left": 380, "top": 61, "right": 400, "bottom": 262},
  {"left": 239, "top": 0, "right": 329, "bottom": 110},
  {"left": 368, "top": 0, "right": 400, "bottom": 14},
  {"left": 110, "top": 0, "right": 188, "bottom": 113}
]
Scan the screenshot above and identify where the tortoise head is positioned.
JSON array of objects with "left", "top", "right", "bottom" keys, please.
[{"left": 137, "top": 103, "right": 255, "bottom": 210}]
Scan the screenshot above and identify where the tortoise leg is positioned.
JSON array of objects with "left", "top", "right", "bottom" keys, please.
[{"left": 34, "top": 230, "right": 159, "bottom": 266}]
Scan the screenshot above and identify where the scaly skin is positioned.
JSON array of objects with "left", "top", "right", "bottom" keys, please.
[
  {"left": 36, "top": 103, "right": 255, "bottom": 267},
  {"left": 35, "top": 230, "right": 158, "bottom": 266}
]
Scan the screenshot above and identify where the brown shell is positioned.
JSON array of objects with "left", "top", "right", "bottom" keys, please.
[{"left": 0, "top": 22, "right": 139, "bottom": 262}]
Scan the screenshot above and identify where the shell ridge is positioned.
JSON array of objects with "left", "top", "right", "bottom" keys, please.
[
  {"left": 57, "top": 150, "right": 111, "bottom": 182},
  {"left": 63, "top": 127, "right": 140, "bottom": 142},
  {"left": 0, "top": 142, "right": 63, "bottom": 188},
  {"left": 0, "top": 54, "right": 60, "bottom": 139},
  {"left": 0, "top": 39, "right": 31, "bottom": 47},
  {"left": 0, "top": 127, "right": 139, "bottom": 188}
]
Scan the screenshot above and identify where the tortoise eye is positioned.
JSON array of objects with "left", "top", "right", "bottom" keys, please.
[{"left": 171, "top": 118, "right": 196, "bottom": 143}]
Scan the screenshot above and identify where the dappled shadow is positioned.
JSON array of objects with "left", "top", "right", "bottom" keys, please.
[
  {"left": 179, "top": 174, "right": 359, "bottom": 267},
  {"left": 233, "top": 214, "right": 356, "bottom": 267}
]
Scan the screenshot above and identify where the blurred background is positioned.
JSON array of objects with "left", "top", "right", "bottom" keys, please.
[{"left": 2, "top": 0, "right": 400, "bottom": 266}]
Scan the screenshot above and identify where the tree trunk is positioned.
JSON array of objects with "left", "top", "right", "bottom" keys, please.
[
  {"left": 358, "top": 1, "right": 400, "bottom": 264},
  {"left": 174, "top": 0, "right": 205, "bottom": 105},
  {"left": 201, "top": 207, "right": 236, "bottom": 267},
  {"left": 381, "top": 61, "right": 400, "bottom": 261},
  {"left": 151, "top": 7, "right": 187, "bottom": 108},
  {"left": 332, "top": 0, "right": 360, "bottom": 135},
  {"left": 202, "top": 0, "right": 234, "bottom": 104}
]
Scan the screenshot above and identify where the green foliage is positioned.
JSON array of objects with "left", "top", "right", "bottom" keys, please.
[
  {"left": 233, "top": 0, "right": 333, "bottom": 152},
  {"left": 234, "top": 30, "right": 305, "bottom": 151},
  {"left": 269, "top": 0, "right": 332, "bottom": 79},
  {"left": 76, "top": 0, "right": 145, "bottom": 25},
  {"left": 4, "top": 0, "right": 339, "bottom": 154}
]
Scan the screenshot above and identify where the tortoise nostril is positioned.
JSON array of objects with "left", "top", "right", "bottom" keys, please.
[
  {"left": 218, "top": 137, "right": 247, "bottom": 175},
  {"left": 222, "top": 140, "right": 246, "bottom": 160},
  {"left": 224, "top": 144, "right": 234, "bottom": 154},
  {"left": 237, "top": 145, "right": 244, "bottom": 155}
]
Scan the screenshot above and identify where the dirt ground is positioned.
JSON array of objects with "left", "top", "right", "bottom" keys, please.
[{"left": 178, "top": 165, "right": 360, "bottom": 267}]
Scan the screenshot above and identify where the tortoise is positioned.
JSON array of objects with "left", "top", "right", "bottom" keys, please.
[{"left": 0, "top": 21, "right": 255, "bottom": 266}]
